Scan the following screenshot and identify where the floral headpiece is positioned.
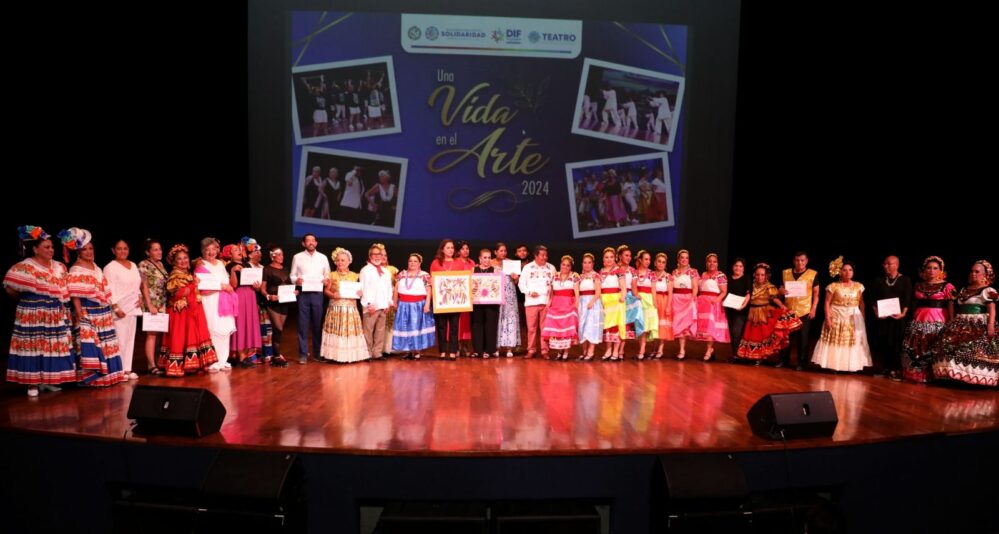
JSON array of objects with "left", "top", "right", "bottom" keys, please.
[
  {"left": 167, "top": 244, "right": 189, "bottom": 265},
  {"left": 17, "top": 225, "right": 49, "bottom": 241},
  {"left": 829, "top": 256, "right": 844, "bottom": 278},
  {"left": 240, "top": 236, "right": 258, "bottom": 253},
  {"left": 331, "top": 247, "right": 352, "bottom": 264}
]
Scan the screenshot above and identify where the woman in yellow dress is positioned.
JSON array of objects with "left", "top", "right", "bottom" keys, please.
[{"left": 320, "top": 247, "right": 369, "bottom": 363}]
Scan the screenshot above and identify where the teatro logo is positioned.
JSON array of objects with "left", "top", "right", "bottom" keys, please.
[{"left": 528, "top": 31, "right": 541, "bottom": 44}]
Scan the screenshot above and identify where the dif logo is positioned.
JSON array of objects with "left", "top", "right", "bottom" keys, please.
[{"left": 506, "top": 29, "right": 522, "bottom": 43}]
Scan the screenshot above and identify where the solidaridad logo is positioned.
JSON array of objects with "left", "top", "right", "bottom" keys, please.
[
  {"left": 528, "top": 31, "right": 541, "bottom": 43},
  {"left": 425, "top": 26, "right": 440, "bottom": 41},
  {"left": 407, "top": 26, "right": 421, "bottom": 40}
]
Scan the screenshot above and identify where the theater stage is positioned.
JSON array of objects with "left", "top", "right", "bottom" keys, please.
[
  {"left": 2, "top": 354, "right": 997, "bottom": 455},
  {"left": 3, "top": 339, "right": 999, "bottom": 533}
]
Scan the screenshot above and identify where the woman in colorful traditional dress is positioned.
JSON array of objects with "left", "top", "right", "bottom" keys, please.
[
  {"left": 104, "top": 239, "right": 142, "bottom": 380},
  {"left": 245, "top": 238, "right": 277, "bottom": 364},
  {"left": 157, "top": 244, "right": 218, "bottom": 376},
  {"left": 695, "top": 253, "right": 730, "bottom": 361},
  {"left": 671, "top": 249, "right": 699, "bottom": 359},
  {"left": 632, "top": 250, "right": 659, "bottom": 359},
  {"left": 4, "top": 226, "right": 77, "bottom": 396},
  {"left": 651, "top": 253, "right": 673, "bottom": 359},
  {"left": 393, "top": 253, "right": 435, "bottom": 359},
  {"left": 139, "top": 239, "right": 168, "bottom": 375},
  {"left": 542, "top": 255, "right": 580, "bottom": 360},
  {"left": 931, "top": 260, "right": 998, "bottom": 387},
  {"left": 811, "top": 258, "right": 872, "bottom": 372},
  {"left": 492, "top": 242, "right": 521, "bottom": 358},
  {"left": 62, "top": 228, "right": 126, "bottom": 386},
  {"left": 226, "top": 239, "right": 263, "bottom": 367},
  {"left": 901, "top": 256, "right": 954, "bottom": 382},
  {"left": 576, "top": 253, "right": 603, "bottom": 361},
  {"left": 600, "top": 247, "right": 627, "bottom": 361},
  {"left": 736, "top": 263, "right": 801, "bottom": 365},
  {"left": 321, "top": 247, "right": 369, "bottom": 363},
  {"left": 195, "top": 237, "right": 235, "bottom": 371},
  {"left": 617, "top": 245, "right": 645, "bottom": 346}
]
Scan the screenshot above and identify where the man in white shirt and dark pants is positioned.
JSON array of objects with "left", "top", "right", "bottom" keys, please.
[
  {"left": 518, "top": 245, "right": 556, "bottom": 359},
  {"left": 289, "top": 233, "right": 330, "bottom": 364},
  {"left": 359, "top": 244, "right": 393, "bottom": 359}
]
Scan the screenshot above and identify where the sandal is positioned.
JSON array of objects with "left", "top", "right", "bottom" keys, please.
[
  {"left": 676, "top": 352, "right": 685, "bottom": 360},
  {"left": 149, "top": 367, "right": 165, "bottom": 376},
  {"left": 703, "top": 348, "right": 714, "bottom": 362}
]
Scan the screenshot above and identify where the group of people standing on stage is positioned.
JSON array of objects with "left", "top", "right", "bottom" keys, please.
[
  {"left": 3, "top": 226, "right": 301, "bottom": 396},
  {"left": 301, "top": 70, "right": 390, "bottom": 137},
  {"left": 6, "top": 226, "right": 997, "bottom": 396}
]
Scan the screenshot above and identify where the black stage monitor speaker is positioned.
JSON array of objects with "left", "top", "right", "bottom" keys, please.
[
  {"left": 746, "top": 391, "right": 838, "bottom": 440},
  {"left": 127, "top": 385, "right": 226, "bottom": 437}
]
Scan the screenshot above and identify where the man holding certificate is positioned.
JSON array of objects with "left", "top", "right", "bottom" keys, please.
[
  {"left": 359, "top": 244, "right": 393, "bottom": 360},
  {"left": 868, "top": 255, "right": 911, "bottom": 380},
  {"left": 517, "top": 245, "right": 556, "bottom": 358},
  {"left": 290, "top": 234, "right": 330, "bottom": 364},
  {"left": 779, "top": 252, "right": 819, "bottom": 370}
]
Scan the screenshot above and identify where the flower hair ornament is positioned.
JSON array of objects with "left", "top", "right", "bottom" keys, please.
[
  {"left": 922, "top": 255, "right": 947, "bottom": 281},
  {"left": 57, "top": 227, "right": 92, "bottom": 262},
  {"left": 17, "top": 225, "right": 50, "bottom": 241},
  {"left": 167, "top": 244, "right": 189, "bottom": 265},
  {"left": 331, "top": 247, "right": 352, "bottom": 265},
  {"left": 240, "top": 236, "right": 258, "bottom": 253},
  {"left": 828, "top": 255, "right": 844, "bottom": 278},
  {"left": 975, "top": 259, "right": 995, "bottom": 286}
]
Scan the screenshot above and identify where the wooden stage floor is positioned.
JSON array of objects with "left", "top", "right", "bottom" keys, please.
[{"left": 2, "top": 353, "right": 997, "bottom": 456}]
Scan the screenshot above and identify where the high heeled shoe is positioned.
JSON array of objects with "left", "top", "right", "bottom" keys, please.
[
  {"left": 703, "top": 348, "right": 714, "bottom": 361},
  {"left": 676, "top": 352, "right": 685, "bottom": 360},
  {"left": 654, "top": 349, "right": 664, "bottom": 359}
]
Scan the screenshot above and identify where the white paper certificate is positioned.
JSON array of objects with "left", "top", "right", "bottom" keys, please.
[
  {"left": 877, "top": 298, "right": 901, "bottom": 318},
  {"left": 338, "top": 281, "right": 361, "bottom": 299},
  {"left": 141, "top": 312, "right": 169, "bottom": 333},
  {"left": 197, "top": 273, "right": 221, "bottom": 291},
  {"left": 723, "top": 293, "right": 748, "bottom": 310},
  {"left": 502, "top": 259, "right": 522, "bottom": 276},
  {"left": 239, "top": 267, "right": 263, "bottom": 286},
  {"left": 784, "top": 280, "right": 807, "bottom": 298},
  {"left": 527, "top": 277, "right": 550, "bottom": 296},
  {"left": 301, "top": 277, "right": 324, "bottom": 292},
  {"left": 277, "top": 285, "right": 297, "bottom": 303}
]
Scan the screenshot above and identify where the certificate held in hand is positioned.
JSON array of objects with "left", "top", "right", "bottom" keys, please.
[
  {"left": 239, "top": 267, "right": 263, "bottom": 286},
  {"left": 142, "top": 312, "right": 169, "bottom": 333},
  {"left": 501, "top": 259, "right": 522, "bottom": 276},
  {"left": 197, "top": 273, "right": 221, "bottom": 291},
  {"left": 784, "top": 280, "right": 807, "bottom": 298},
  {"left": 301, "top": 277, "right": 324, "bottom": 292},
  {"left": 338, "top": 281, "right": 361, "bottom": 299},
  {"left": 877, "top": 298, "right": 901, "bottom": 318},
  {"left": 722, "top": 293, "right": 748, "bottom": 310},
  {"left": 277, "top": 285, "right": 297, "bottom": 303}
]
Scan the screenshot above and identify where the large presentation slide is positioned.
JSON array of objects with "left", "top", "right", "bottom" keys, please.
[{"left": 290, "top": 12, "right": 686, "bottom": 246}]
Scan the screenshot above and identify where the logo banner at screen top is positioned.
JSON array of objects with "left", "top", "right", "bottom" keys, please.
[{"left": 402, "top": 14, "right": 582, "bottom": 59}]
